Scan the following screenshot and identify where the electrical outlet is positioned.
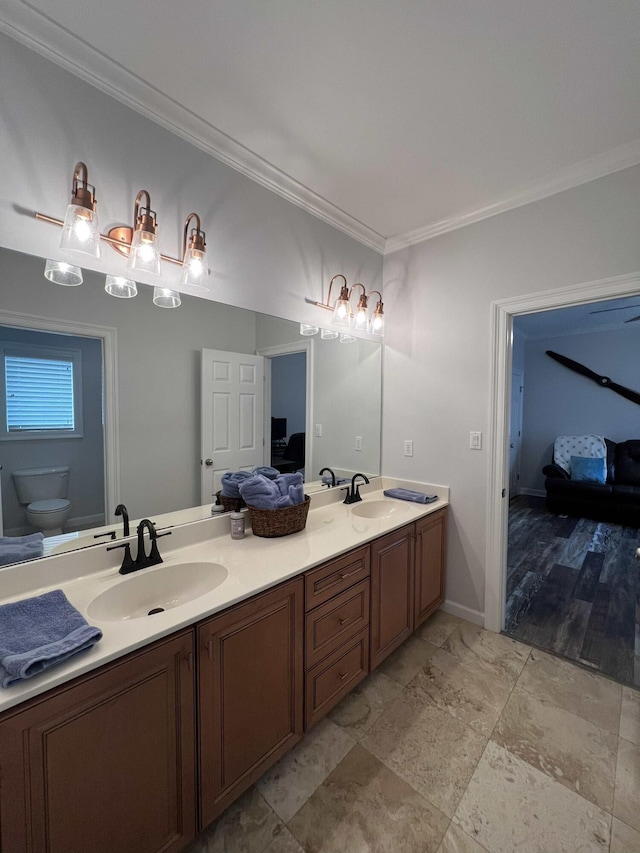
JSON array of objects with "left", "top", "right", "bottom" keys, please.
[
  {"left": 403, "top": 439, "right": 413, "bottom": 457},
  {"left": 355, "top": 435, "right": 363, "bottom": 451},
  {"left": 470, "top": 431, "right": 482, "bottom": 450},
  {"left": 315, "top": 424, "right": 322, "bottom": 437}
]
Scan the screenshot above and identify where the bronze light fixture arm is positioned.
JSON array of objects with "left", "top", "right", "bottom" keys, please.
[
  {"left": 182, "top": 212, "right": 206, "bottom": 257},
  {"left": 314, "top": 273, "right": 349, "bottom": 312}
]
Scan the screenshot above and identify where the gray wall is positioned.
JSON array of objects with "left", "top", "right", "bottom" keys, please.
[
  {"left": 519, "top": 327, "right": 640, "bottom": 493},
  {"left": 0, "top": 325, "right": 105, "bottom": 534}
]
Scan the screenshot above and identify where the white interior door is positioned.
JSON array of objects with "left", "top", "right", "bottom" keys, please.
[
  {"left": 509, "top": 370, "right": 524, "bottom": 496},
  {"left": 201, "top": 349, "right": 264, "bottom": 503}
]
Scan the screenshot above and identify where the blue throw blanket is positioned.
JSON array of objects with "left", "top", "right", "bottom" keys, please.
[
  {"left": 0, "top": 589, "right": 102, "bottom": 687},
  {"left": 383, "top": 488, "right": 438, "bottom": 504},
  {"left": 221, "top": 470, "right": 253, "bottom": 499},
  {"left": 0, "top": 533, "right": 44, "bottom": 566}
]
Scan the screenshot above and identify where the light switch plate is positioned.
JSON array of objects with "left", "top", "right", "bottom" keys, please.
[
  {"left": 470, "top": 431, "right": 482, "bottom": 450},
  {"left": 315, "top": 424, "right": 322, "bottom": 437}
]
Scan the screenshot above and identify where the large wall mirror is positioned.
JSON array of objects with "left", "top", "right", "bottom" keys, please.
[{"left": 0, "top": 247, "right": 382, "bottom": 564}]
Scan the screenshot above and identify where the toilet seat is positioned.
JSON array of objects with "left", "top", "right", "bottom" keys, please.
[{"left": 28, "top": 498, "right": 71, "bottom": 514}]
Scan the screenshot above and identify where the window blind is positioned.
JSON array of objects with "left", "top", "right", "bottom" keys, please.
[{"left": 5, "top": 355, "right": 75, "bottom": 432}]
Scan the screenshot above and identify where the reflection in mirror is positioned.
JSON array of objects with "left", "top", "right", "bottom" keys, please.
[{"left": 0, "top": 247, "right": 382, "bottom": 564}]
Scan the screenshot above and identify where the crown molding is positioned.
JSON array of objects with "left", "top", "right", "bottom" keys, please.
[
  {"left": 0, "top": 5, "right": 386, "bottom": 254},
  {"left": 384, "top": 139, "right": 640, "bottom": 254}
]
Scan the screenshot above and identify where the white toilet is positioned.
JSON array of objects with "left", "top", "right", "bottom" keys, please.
[{"left": 12, "top": 466, "right": 71, "bottom": 536}]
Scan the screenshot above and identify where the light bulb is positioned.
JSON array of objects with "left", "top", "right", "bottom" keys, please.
[
  {"left": 128, "top": 229, "right": 161, "bottom": 276},
  {"left": 180, "top": 246, "right": 209, "bottom": 290}
]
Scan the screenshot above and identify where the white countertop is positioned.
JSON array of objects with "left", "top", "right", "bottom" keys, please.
[{"left": 0, "top": 479, "right": 448, "bottom": 713}]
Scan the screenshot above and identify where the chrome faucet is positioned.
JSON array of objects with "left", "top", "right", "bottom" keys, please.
[
  {"left": 319, "top": 467, "right": 337, "bottom": 487},
  {"left": 114, "top": 503, "right": 130, "bottom": 537},
  {"left": 343, "top": 473, "right": 370, "bottom": 504}
]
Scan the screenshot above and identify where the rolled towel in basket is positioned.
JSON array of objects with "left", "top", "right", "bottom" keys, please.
[
  {"left": 383, "top": 488, "right": 438, "bottom": 504},
  {"left": 275, "top": 473, "right": 303, "bottom": 496},
  {"left": 0, "top": 589, "right": 102, "bottom": 687},
  {"left": 252, "top": 466, "right": 279, "bottom": 480},
  {"left": 288, "top": 482, "right": 305, "bottom": 506},
  {"left": 221, "top": 470, "right": 253, "bottom": 499},
  {"left": 239, "top": 474, "right": 281, "bottom": 509}
]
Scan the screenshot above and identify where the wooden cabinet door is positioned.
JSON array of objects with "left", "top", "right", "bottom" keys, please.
[
  {"left": 370, "top": 524, "right": 415, "bottom": 669},
  {"left": 198, "top": 577, "right": 304, "bottom": 828},
  {"left": 0, "top": 630, "right": 196, "bottom": 853},
  {"left": 414, "top": 508, "right": 447, "bottom": 628}
]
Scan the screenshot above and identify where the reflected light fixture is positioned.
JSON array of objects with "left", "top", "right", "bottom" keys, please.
[
  {"left": 339, "top": 333, "right": 356, "bottom": 343},
  {"left": 320, "top": 328, "right": 338, "bottom": 340},
  {"left": 44, "top": 259, "right": 83, "bottom": 286},
  {"left": 127, "top": 190, "right": 161, "bottom": 276},
  {"left": 105, "top": 275, "right": 137, "bottom": 299},
  {"left": 153, "top": 287, "right": 181, "bottom": 308},
  {"left": 368, "top": 291, "right": 384, "bottom": 337},
  {"left": 299, "top": 324, "right": 319, "bottom": 336},
  {"left": 59, "top": 162, "right": 101, "bottom": 258},
  {"left": 180, "top": 213, "right": 209, "bottom": 290}
]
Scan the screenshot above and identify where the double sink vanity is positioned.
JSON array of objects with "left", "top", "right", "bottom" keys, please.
[{"left": 0, "top": 479, "right": 448, "bottom": 853}]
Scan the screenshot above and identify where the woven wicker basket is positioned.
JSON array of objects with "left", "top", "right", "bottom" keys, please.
[
  {"left": 215, "top": 491, "right": 246, "bottom": 512},
  {"left": 247, "top": 495, "right": 310, "bottom": 538}
]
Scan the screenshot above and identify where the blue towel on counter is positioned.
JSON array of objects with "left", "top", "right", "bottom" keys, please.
[
  {"left": 221, "top": 470, "right": 253, "bottom": 499},
  {"left": 252, "top": 466, "right": 279, "bottom": 480},
  {"left": 0, "top": 589, "right": 102, "bottom": 688},
  {"left": 0, "top": 533, "right": 44, "bottom": 566},
  {"left": 383, "top": 488, "right": 438, "bottom": 504}
]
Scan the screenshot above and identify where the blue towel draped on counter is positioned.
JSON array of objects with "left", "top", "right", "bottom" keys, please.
[
  {"left": 0, "top": 589, "right": 102, "bottom": 688},
  {"left": 383, "top": 488, "right": 438, "bottom": 504},
  {"left": 221, "top": 470, "right": 253, "bottom": 499},
  {"left": 0, "top": 533, "right": 44, "bottom": 566}
]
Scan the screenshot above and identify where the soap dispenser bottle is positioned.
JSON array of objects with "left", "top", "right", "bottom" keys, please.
[{"left": 230, "top": 509, "right": 245, "bottom": 539}]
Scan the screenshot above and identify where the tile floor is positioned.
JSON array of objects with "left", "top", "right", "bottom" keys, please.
[{"left": 186, "top": 611, "right": 640, "bottom": 853}]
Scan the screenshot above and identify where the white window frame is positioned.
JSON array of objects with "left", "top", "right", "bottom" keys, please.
[{"left": 0, "top": 341, "right": 84, "bottom": 440}]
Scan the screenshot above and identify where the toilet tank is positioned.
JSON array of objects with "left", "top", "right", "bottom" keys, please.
[{"left": 12, "top": 466, "right": 70, "bottom": 504}]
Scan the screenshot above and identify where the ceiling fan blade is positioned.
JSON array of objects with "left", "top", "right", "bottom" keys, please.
[
  {"left": 589, "top": 304, "right": 640, "bottom": 315},
  {"left": 546, "top": 351, "right": 602, "bottom": 383},
  {"left": 624, "top": 314, "right": 640, "bottom": 324}
]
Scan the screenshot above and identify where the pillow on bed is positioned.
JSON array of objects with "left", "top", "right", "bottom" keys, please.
[{"left": 570, "top": 455, "right": 606, "bottom": 484}]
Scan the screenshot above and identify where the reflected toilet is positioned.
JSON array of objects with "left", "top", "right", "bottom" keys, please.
[{"left": 12, "top": 466, "right": 71, "bottom": 536}]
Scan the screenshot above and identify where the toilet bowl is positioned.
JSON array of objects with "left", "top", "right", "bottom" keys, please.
[{"left": 12, "top": 466, "right": 71, "bottom": 536}]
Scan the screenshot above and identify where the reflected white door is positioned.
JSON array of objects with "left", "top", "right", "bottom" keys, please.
[
  {"left": 509, "top": 370, "right": 524, "bottom": 496},
  {"left": 201, "top": 349, "right": 264, "bottom": 503}
]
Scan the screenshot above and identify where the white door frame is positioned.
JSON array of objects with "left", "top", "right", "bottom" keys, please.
[
  {"left": 508, "top": 369, "right": 524, "bottom": 496},
  {"left": 257, "top": 339, "right": 314, "bottom": 476},
  {"left": 0, "top": 309, "right": 119, "bottom": 524},
  {"left": 485, "top": 271, "right": 640, "bottom": 632}
]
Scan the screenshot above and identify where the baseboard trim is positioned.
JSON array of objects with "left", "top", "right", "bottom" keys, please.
[
  {"left": 518, "top": 488, "right": 546, "bottom": 498},
  {"left": 68, "top": 514, "right": 105, "bottom": 531},
  {"left": 441, "top": 599, "right": 485, "bottom": 627}
]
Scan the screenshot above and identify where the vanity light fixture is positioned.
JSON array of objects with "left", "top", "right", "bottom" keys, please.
[
  {"left": 59, "top": 162, "right": 101, "bottom": 258},
  {"left": 299, "top": 324, "right": 319, "bottom": 336},
  {"left": 126, "top": 190, "right": 161, "bottom": 277},
  {"left": 331, "top": 276, "right": 352, "bottom": 327},
  {"left": 351, "top": 284, "right": 369, "bottom": 332},
  {"left": 180, "top": 213, "right": 209, "bottom": 290},
  {"left": 313, "top": 274, "right": 385, "bottom": 336},
  {"left": 320, "top": 328, "right": 339, "bottom": 340},
  {"left": 153, "top": 287, "right": 181, "bottom": 308},
  {"left": 105, "top": 275, "right": 137, "bottom": 299},
  {"left": 368, "top": 291, "right": 384, "bottom": 337},
  {"left": 339, "top": 333, "right": 357, "bottom": 344},
  {"left": 44, "top": 259, "right": 83, "bottom": 286}
]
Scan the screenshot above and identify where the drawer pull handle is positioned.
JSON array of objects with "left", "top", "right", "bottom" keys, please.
[
  {"left": 206, "top": 638, "right": 214, "bottom": 658},
  {"left": 338, "top": 616, "right": 350, "bottom": 626},
  {"left": 338, "top": 671, "right": 349, "bottom": 681},
  {"left": 339, "top": 569, "right": 358, "bottom": 581}
]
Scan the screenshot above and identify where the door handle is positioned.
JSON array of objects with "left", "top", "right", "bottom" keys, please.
[
  {"left": 205, "top": 458, "right": 213, "bottom": 466},
  {"left": 510, "top": 443, "right": 514, "bottom": 448}
]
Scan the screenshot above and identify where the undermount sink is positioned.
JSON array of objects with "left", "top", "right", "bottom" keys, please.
[
  {"left": 87, "top": 562, "right": 228, "bottom": 622},
  {"left": 350, "top": 500, "right": 412, "bottom": 519}
]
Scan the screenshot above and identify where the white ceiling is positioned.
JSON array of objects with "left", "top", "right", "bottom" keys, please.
[
  {"left": 2, "top": 0, "right": 640, "bottom": 253},
  {"left": 514, "top": 295, "right": 640, "bottom": 339}
]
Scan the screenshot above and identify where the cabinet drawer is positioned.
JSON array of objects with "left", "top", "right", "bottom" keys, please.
[
  {"left": 304, "top": 546, "right": 370, "bottom": 611},
  {"left": 305, "top": 628, "right": 369, "bottom": 730},
  {"left": 305, "top": 580, "right": 370, "bottom": 669}
]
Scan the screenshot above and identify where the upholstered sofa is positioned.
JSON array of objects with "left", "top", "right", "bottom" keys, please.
[{"left": 543, "top": 436, "right": 640, "bottom": 526}]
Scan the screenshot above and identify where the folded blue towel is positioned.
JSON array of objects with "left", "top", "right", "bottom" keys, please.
[
  {"left": 0, "top": 589, "right": 102, "bottom": 688},
  {"left": 322, "top": 475, "right": 350, "bottom": 486},
  {"left": 252, "top": 466, "right": 279, "bottom": 480},
  {"left": 288, "top": 483, "right": 305, "bottom": 506},
  {"left": 383, "top": 488, "right": 438, "bottom": 504},
  {"left": 221, "top": 470, "right": 253, "bottom": 498},
  {"left": 0, "top": 533, "right": 44, "bottom": 566},
  {"left": 275, "top": 473, "right": 303, "bottom": 496}
]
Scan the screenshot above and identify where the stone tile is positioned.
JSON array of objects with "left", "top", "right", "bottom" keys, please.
[
  {"left": 454, "top": 741, "right": 611, "bottom": 853},
  {"left": 287, "top": 743, "right": 449, "bottom": 853},
  {"left": 415, "top": 610, "right": 462, "bottom": 647},
  {"left": 377, "top": 634, "right": 439, "bottom": 685},
  {"left": 255, "top": 718, "right": 355, "bottom": 823},
  {"left": 620, "top": 686, "right": 640, "bottom": 745},
  {"left": 361, "top": 684, "right": 486, "bottom": 818},
  {"left": 263, "top": 826, "right": 304, "bottom": 853},
  {"left": 442, "top": 621, "right": 530, "bottom": 684},
  {"left": 492, "top": 686, "right": 617, "bottom": 810},
  {"left": 610, "top": 817, "right": 640, "bottom": 853},
  {"left": 410, "top": 645, "right": 513, "bottom": 737},
  {"left": 613, "top": 737, "right": 640, "bottom": 832},
  {"left": 436, "top": 822, "right": 490, "bottom": 853},
  {"left": 517, "top": 648, "right": 622, "bottom": 734},
  {"left": 185, "top": 787, "right": 283, "bottom": 853},
  {"left": 328, "top": 669, "right": 403, "bottom": 740}
]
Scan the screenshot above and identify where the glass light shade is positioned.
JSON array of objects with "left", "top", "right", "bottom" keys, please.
[
  {"left": 320, "top": 328, "right": 339, "bottom": 340},
  {"left": 59, "top": 204, "right": 101, "bottom": 258},
  {"left": 105, "top": 275, "right": 137, "bottom": 299},
  {"left": 180, "top": 246, "right": 209, "bottom": 290},
  {"left": 44, "top": 259, "right": 83, "bottom": 286},
  {"left": 153, "top": 287, "right": 181, "bottom": 308},
  {"left": 332, "top": 297, "right": 352, "bottom": 326},
  {"left": 127, "top": 228, "right": 161, "bottom": 276},
  {"left": 354, "top": 306, "right": 369, "bottom": 332},
  {"left": 339, "top": 333, "right": 356, "bottom": 343},
  {"left": 299, "top": 324, "right": 319, "bottom": 336}
]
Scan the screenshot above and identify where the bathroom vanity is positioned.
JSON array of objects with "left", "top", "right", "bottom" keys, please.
[{"left": 0, "top": 484, "right": 447, "bottom": 853}]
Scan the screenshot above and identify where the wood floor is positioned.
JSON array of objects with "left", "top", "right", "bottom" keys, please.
[{"left": 504, "top": 495, "right": 640, "bottom": 689}]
